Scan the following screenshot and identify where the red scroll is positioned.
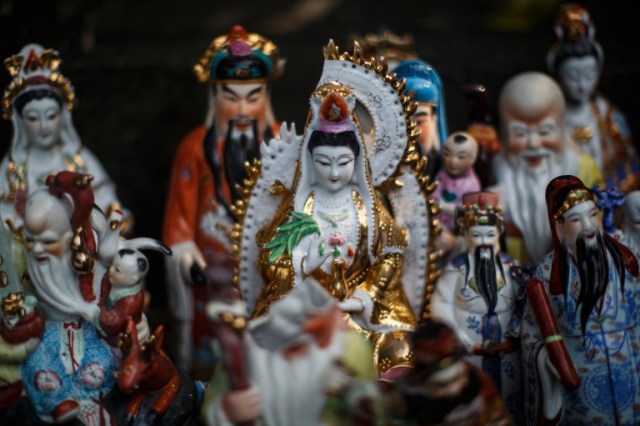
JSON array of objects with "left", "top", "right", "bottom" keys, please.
[{"left": 526, "top": 279, "right": 580, "bottom": 390}]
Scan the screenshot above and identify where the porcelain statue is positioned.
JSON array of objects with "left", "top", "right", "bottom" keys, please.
[
  {"left": 163, "top": 24, "right": 284, "bottom": 376},
  {"left": 492, "top": 71, "right": 602, "bottom": 263},
  {"left": 547, "top": 3, "right": 640, "bottom": 193},
  {"left": 521, "top": 175, "right": 640, "bottom": 424},
  {"left": 233, "top": 40, "right": 438, "bottom": 377}
]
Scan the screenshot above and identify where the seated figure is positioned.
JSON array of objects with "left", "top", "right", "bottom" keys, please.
[{"left": 233, "top": 41, "right": 438, "bottom": 377}]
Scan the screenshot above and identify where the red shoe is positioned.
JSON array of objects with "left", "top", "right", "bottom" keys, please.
[{"left": 52, "top": 399, "right": 80, "bottom": 423}]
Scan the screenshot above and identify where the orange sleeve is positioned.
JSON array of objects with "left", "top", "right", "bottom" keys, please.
[{"left": 163, "top": 127, "right": 207, "bottom": 247}]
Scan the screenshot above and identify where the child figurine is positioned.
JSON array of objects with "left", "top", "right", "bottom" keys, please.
[
  {"left": 431, "top": 131, "right": 481, "bottom": 232},
  {"left": 97, "top": 248, "right": 152, "bottom": 347}
]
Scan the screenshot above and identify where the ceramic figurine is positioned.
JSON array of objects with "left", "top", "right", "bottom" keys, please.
[
  {"left": 463, "top": 83, "right": 500, "bottom": 187},
  {"left": 201, "top": 278, "right": 378, "bottom": 426},
  {"left": 430, "top": 192, "right": 525, "bottom": 422},
  {"left": 393, "top": 59, "right": 449, "bottom": 182},
  {"left": 233, "top": 40, "right": 438, "bottom": 376},
  {"left": 0, "top": 44, "right": 126, "bottom": 234},
  {"left": 163, "top": 25, "right": 283, "bottom": 375},
  {"left": 382, "top": 319, "right": 511, "bottom": 426},
  {"left": 621, "top": 190, "right": 640, "bottom": 254},
  {"left": 0, "top": 171, "right": 200, "bottom": 425},
  {"left": 431, "top": 131, "right": 481, "bottom": 232},
  {"left": 547, "top": 3, "right": 640, "bottom": 193},
  {"left": 521, "top": 175, "right": 640, "bottom": 425},
  {"left": 97, "top": 244, "right": 170, "bottom": 347},
  {"left": 492, "top": 71, "right": 602, "bottom": 263}
]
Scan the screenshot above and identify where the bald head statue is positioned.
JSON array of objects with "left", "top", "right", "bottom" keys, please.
[{"left": 499, "top": 71, "right": 567, "bottom": 170}]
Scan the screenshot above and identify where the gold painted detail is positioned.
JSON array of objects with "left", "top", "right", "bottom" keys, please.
[
  {"left": 2, "top": 291, "right": 26, "bottom": 317},
  {"left": 552, "top": 188, "right": 595, "bottom": 220},
  {"left": 2, "top": 49, "right": 75, "bottom": 120}
]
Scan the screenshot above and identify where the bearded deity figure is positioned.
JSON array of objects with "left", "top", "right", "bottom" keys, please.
[
  {"left": 0, "top": 171, "right": 195, "bottom": 425},
  {"left": 234, "top": 40, "right": 438, "bottom": 377},
  {"left": 547, "top": 3, "right": 640, "bottom": 193},
  {"left": 492, "top": 71, "right": 602, "bottom": 263},
  {"left": 521, "top": 175, "right": 640, "bottom": 425},
  {"left": 431, "top": 192, "right": 525, "bottom": 422},
  {"left": 163, "top": 25, "right": 283, "bottom": 375}
]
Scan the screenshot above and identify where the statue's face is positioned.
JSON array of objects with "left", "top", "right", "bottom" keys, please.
[
  {"left": 214, "top": 82, "right": 268, "bottom": 137},
  {"left": 23, "top": 193, "right": 71, "bottom": 261},
  {"left": 442, "top": 137, "right": 477, "bottom": 177},
  {"left": 504, "top": 114, "right": 563, "bottom": 176},
  {"left": 467, "top": 225, "right": 500, "bottom": 254},
  {"left": 413, "top": 103, "right": 438, "bottom": 152},
  {"left": 558, "top": 56, "right": 600, "bottom": 104},
  {"left": 555, "top": 200, "right": 601, "bottom": 254},
  {"left": 311, "top": 145, "right": 356, "bottom": 193},
  {"left": 20, "top": 97, "right": 62, "bottom": 149}
]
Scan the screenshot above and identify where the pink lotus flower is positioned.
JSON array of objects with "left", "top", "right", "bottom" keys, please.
[{"left": 329, "top": 234, "right": 345, "bottom": 247}]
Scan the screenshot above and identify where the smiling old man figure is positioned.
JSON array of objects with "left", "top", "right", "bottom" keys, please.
[
  {"left": 521, "top": 175, "right": 640, "bottom": 425},
  {"left": 492, "top": 71, "right": 602, "bottom": 264}
]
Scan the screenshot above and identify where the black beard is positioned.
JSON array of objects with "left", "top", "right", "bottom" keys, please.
[
  {"left": 570, "top": 232, "right": 610, "bottom": 334},
  {"left": 473, "top": 245, "right": 502, "bottom": 315},
  {"left": 204, "top": 118, "right": 267, "bottom": 219},
  {"left": 224, "top": 119, "right": 261, "bottom": 205}
]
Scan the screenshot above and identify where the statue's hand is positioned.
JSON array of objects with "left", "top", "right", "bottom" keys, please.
[
  {"left": 338, "top": 298, "right": 364, "bottom": 313},
  {"left": 178, "top": 247, "right": 206, "bottom": 285},
  {"left": 222, "top": 387, "right": 262, "bottom": 423},
  {"left": 302, "top": 234, "right": 333, "bottom": 274}
]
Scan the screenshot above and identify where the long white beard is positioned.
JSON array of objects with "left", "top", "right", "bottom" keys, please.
[
  {"left": 495, "top": 151, "right": 577, "bottom": 262},
  {"left": 27, "top": 253, "right": 98, "bottom": 321},
  {"left": 247, "top": 330, "right": 346, "bottom": 426}
]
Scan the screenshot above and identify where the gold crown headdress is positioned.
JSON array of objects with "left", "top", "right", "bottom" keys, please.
[
  {"left": 193, "top": 25, "right": 282, "bottom": 84},
  {"left": 2, "top": 44, "right": 75, "bottom": 120},
  {"left": 458, "top": 192, "right": 503, "bottom": 231}
]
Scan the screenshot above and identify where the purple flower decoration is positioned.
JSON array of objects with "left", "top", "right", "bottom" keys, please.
[{"left": 229, "top": 40, "right": 252, "bottom": 57}]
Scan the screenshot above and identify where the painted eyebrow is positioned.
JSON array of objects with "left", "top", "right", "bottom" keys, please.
[
  {"left": 413, "top": 111, "right": 428, "bottom": 117},
  {"left": 221, "top": 85, "right": 262, "bottom": 98},
  {"left": 247, "top": 87, "right": 263, "bottom": 97},
  {"left": 221, "top": 84, "right": 239, "bottom": 96}
]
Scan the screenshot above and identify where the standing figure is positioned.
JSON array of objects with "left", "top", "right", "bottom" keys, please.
[
  {"left": 382, "top": 319, "right": 511, "bottom": 426},
  {"left": 393, "top": 59, "right": 449, "bottom": 182},
  {"left": 431, "top": 192, "right": 524, "bottom": 421},
  {"left": 492, "top": 71, "right": 602, "bottom": 263},
  {"left": 235, "top": 41, "right": 436, "bottom": 376},
  {"left": 201, "top": 279, "right": 378, "bottom": 426},
  {"left": 521, "top": 175, "right": 640, "bottom": 425},
  {"left": 431, "top": 131, "right": 481, "bottom": 232},
  {"left": 0, "top": 44, "right": 124, "bottom": 232},
  {"left": 163, "top": 25, "right": 283, "bottom": 374},
  {"left": 547, "top": 3, "right": 640, "bottom": 193}
]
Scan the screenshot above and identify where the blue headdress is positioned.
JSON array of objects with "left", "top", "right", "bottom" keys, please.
[{"left": 393, "top": 59, "right": 448, "bottom": 147}]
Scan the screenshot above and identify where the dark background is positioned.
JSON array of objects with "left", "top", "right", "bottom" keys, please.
[{"left": 1, "top": 0, "right": 638, "bottom": 327}]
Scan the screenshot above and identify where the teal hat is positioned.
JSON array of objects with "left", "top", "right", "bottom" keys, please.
[
  {"left": 393, "top": 59, "right": 448, "bottom": 146},
  {"left": 194, "top": 25, "right": 282, "bottom": 84}
]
